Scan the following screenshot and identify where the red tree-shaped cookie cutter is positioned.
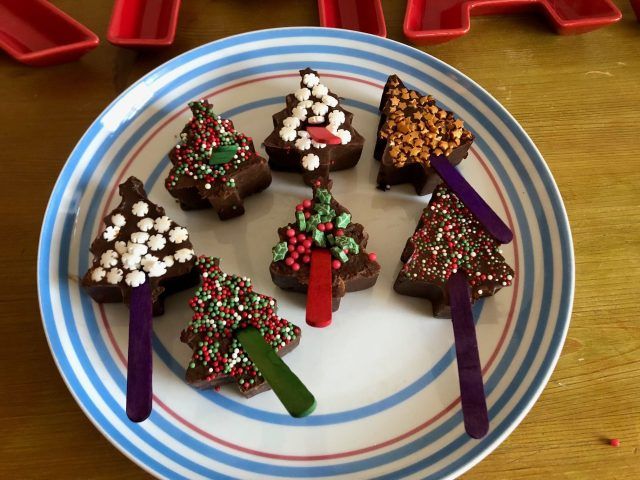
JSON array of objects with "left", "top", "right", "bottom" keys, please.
[
  {"left": 317, "top": 0, "right": 387, "bottom": 37},
  {"left": 404, "top": 0, "right": 622, "bottom": 45}
]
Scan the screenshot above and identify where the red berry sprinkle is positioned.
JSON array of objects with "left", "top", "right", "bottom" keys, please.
[
  {"left": 292, "top": 263, "right": 301, "bottom": 271},
  {"left": 285, "top": 257, "right": 294, "bottom": 266},
  {"left": 295, "top": 204, "right": 304, "bottom": 212},
  {"left": 302, "top": 255, "right": 311, "bottom": 263},
  {"left": 325, "top": 222, "right": 334, "bottom": 231},
  {"left": 335, "top": 229, "right": 344, "bottom": 236},
  {"left": 302, "top": 199, "right": 312, "bottom": 208},
  {"left": 318, "top": 224, "right": 326, "bottom": 232},
  {"left": 610, "top": 438, "right": 620, "bottom": 447},
  {"left": 368, "top": 252, "right": 377, "bottom": 262},
  {"left": 332, "top": 260, "right": 342, "bottom": 270},
  {"left": 286, "top": 228, "right": 295, "bottom": 237}
]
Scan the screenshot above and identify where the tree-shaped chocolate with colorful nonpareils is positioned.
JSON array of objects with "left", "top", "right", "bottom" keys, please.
[
  {"left": 166, "top": 99, "right": 271, "bottom": 220},
  {"left": 394, "top": 157, "right": 514, "bottom": 439},
  {"left": 375, "top": 75, "right": 475, "bottom": 195},
  {"left": 82, "top": 176, "right": 199, "bottom": 422},
  {"left": 181, "top": 256, "right": 316, "bottom": 418},
  {"left": 264, "top": 68, "right": 365, "bottom": 187},
  {"left": 270, "top": 184, "right": 380, "bottom": 327}
]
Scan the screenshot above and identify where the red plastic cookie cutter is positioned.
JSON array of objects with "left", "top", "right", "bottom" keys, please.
[
  {"left": 631, "top": 0, "right": 640, "bottom": 21},
  {"left": 0, "top": 0, "right": 99, "bottom": 66},
  {"left": 107, "top": 0, "right": 182, "bottom": 48},
  {"left": 404, "top": 0, "right": 622, "bottom": 45},
  {"left": 317, "top": 0, "right": 387, "bottom": 37}
]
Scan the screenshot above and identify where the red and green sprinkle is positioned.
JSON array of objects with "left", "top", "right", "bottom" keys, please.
[
  {"left": 183, "top": 256, "right": 300, "bottom": 392},
  {"left": 402, "top": 184, "right": 514, "bottom": 299},
  {"left": 166, "top": 100, "right": 255, "bottom": 191}
]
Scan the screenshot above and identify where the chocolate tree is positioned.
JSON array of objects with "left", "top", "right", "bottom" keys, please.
[
  {"left": 270, "top": 185, "right": 380, "bottom": 325},
  {"left": 263, "top": 67, "right": 365, "bottom": 187},
  {"left": 375, "top": 75, "right": 475, "bottom": 195},
  {"left": 181, "top": 256, "right": 315, "bottom": 417},
  {"left": 165, "top": 99, "right": 271, "bottom": 220}
]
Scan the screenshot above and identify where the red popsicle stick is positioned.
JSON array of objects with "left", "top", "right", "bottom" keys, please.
[
  {"left": 306, "top": 249, "right": 333, "bottom": 328},
  {"left": 430, "top": 155, "right": 513, "bottom": 244},
  {"left": 126, "top": 280, "right": 153, "bottom": 422},
  {"left": 306, "top": 126, "right": 342, "bottom": 145},
  {"left": 447, "top": 270, "right": 489, "bottom": 439}
]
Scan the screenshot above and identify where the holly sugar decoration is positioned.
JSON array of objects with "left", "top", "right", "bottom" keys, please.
[
  {"left": 375, "top": 74, "right": 475, "bottom": 195},
  {"left": 165, "top": 99, "right": 271, "bottom": 220},
  {"left": 181, "top": 257, "right": 315, "bottom": 418},
  {"left": 263, "top": 67, "right": 365, "bottom": 187},
  {"left": 270, "top": 184, "right": 380, "bottom": 326}
]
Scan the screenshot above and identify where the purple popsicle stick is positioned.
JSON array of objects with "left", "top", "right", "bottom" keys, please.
[
  {"left": 126, "top": 279, "right": 153, "bottom": 422},
  {"left": 447, "top": 270, "right": 489, "bottom": 439},
  {"left": 430, "top": 155, "right": 513, "bottom": 244}
]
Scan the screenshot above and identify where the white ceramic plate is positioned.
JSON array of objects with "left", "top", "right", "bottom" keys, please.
[{"left": 38, "top": 28, "right": 574, "bottom": 479}]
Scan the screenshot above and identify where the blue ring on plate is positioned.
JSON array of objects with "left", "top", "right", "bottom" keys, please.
[{"left": 38, "top": 28, "right": 572, "bottom": 478}]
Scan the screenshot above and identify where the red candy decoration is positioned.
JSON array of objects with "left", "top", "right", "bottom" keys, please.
[{"left": 306, "top": 126, "right": 342, "bottom": 145}]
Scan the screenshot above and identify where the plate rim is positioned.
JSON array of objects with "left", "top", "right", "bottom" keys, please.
[{"left": 37, "top": 26, "right": 575, "bottom": 480}]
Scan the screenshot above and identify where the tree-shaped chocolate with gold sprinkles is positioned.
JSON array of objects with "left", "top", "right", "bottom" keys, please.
[
  {"left": 263, "top": 67, "right": 365, "bottom": 187},
  {"left": 375, "top": 74, "right": 475, "bottom": 195},
  {"left": 270, "top": 183, "right": 380, "bottom": 325},
  {"left": 165, "top": 99, "right": 271, "bottom": 220},
  {"left": 181, "top": 256, "right": 315, "bottom": 418}
]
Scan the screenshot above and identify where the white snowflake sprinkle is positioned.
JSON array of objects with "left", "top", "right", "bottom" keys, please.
[
  {"left": 322, "top": 95, "right": 338, "bottom": 107},
  {"left": 308, "top": 115, "right": 325, "bottom": 124},
  {"left": 111, "top": 214, "right": 126, "bottom": 227},
  {"left": 154, "top": 216, "right": 172, "bottom": 233},
  {"left": 106, "top": 268, "right": 123, "bottom": 284},
  {"left": 140, "top": 254, "right": 159, "bottom": 272},
  {"left": 121, "top": 252, "right": 142, "bottom": 270},
  {"left": 114, "top": 241, "right": 128, "bottom": 255},
  {"left": 294, "top": 88, "right": 310, "bottom": 101},
  {"left": 335, "top": 129, "right": 352, "bottom": 145},
  {"left": 312, "top": 84, "right": 328, "bottom": 98},
  {"left": 127, "top": 242, "right": 148, "bottom": 257},
  {"left": 163, "top": 255, "right": 175, "bottom": 268},
  {"left": 125, "top": 270, "right": 146, "bottom": 287},
  {"left": 311, "top": 140, "right": 326, "bottom": 149},
  {"left": 295, "top": 136, "right": 311, "bottom": 151},
  {"left": 282, "top": 117, "right": 300, "bottom": 128},
  {"left": 91, "top": 267, "right": 106, "bottom": 282},
  {"left": 168, "top": 227, "right": 188, "bottom": 244},
  {"left": 131, "top": 201, "right": 149, "bottom": 217},
  {"left": 298, "top": 99, "right": 313, "bottom": 109},
  {"left": 174, "top": 248, "right": 194, "bottom": 263},
  {"left": 147, "top": 234, "right": 166, "bottom": 251},
  {"left": 298, "top": 130, "right": 310, "bottom": 138},
  {"left": 312, "top": 102, "right": 329, "bottom": 116},
  {"left": 303, "top": 73, "right": 319, "bottom": 88},
  {"left": 291, "top": 106, "right": 307, "bottom": 121},
  {"left": 103, "top": 225, "right": 120, "bottom": 241},
  {"left": 328, "top": 110, "right": 345, "bottom": 126},
  {"left": 100, "top": 250, "right": 119, "bottom": 268},
  {"left": 301, "top": 154, "right": 320, "bottom": 171},
  {"left": 137, "top": 217, "right": 154, "bottom": 232},
  {"left": 147, "top": 261, "right": 167, "bottom": 278},
  {"left": 279, "top": 126, "right": 297, "bottom": 142},
  {"left": 130, "top": 231, "right": 149, "bottom": 244}
]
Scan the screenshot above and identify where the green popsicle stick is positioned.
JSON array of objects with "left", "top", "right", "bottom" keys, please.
[{"left": 236, "top": 327, "right": 316, "bottom": 418}]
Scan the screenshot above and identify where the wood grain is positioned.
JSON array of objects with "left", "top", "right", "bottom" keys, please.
[{"left": 1, "top": 0, "right": 638, "bottom": 478}]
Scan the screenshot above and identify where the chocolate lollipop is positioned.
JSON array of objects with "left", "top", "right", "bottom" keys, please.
[
  {"left": 166, "top": 99, "right": 272, "bottom": 220},
  {"left": 264, "top": 67, "right": 365, "bottom": 187},
  {"left": 181, "top": 256, "right": 315, "bottom": 418},
  {"left": 375, "top": 74, "right": 475, "bottom": 195},
  {"left": 394, "top": 158, "right": 514, "bottom": 438},
  {"left": 82, "top": 177, "right": 198, "bottom": 422},
  {"left": 270, "top": 184, "right": 380, "bottom": 327}
]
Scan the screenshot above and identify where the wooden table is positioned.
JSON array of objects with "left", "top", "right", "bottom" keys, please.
[{"left": 1, "top": 1, "right": 638, "bottom": 478}]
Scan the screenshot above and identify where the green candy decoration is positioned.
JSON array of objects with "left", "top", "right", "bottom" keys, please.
[
  {"left": 272, "top": 242, "right": 288, "bottom": 262},
  {"left": 209, "top": 144, "right": 239, "bottom": 165},
  {"left": 296, "top": 211, "right": 306, "bottom": 231},
  {"left": 306, "top": 214, "right": 321, "bottom": 232},
  {"left": 335, "top": 212, "right": 351, "bottom": 229},
  {"left": 312, "top": 228, "right": 326, "bottom": 247},
  {"left": 326, "top": 234, "right": 336, "bottom": 246},
  {"left": 314, "top": 188, "right": 332, "bottom": 205},
  {"left": 331, "top": 246, "right": 349, "bottom": 263},
  {"left": 335, "top": 235, "right": 360, "bottom": 255}
]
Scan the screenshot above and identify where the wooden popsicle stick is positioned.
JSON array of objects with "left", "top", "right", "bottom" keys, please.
[
  {"left": 430, "top": 155, "right": 513, "bottom": 244},
  {"left": 126, "top": 280, "right": 153, "bottom": 422},
  {"left": 237, "top": 327, "right": 316, "bottom": 418},
  {"left": 306, "top": 248, "right": 333, "bottom": 328},
  {"left": 447, "top": 270, "right": 489, "bottom": 439}
]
